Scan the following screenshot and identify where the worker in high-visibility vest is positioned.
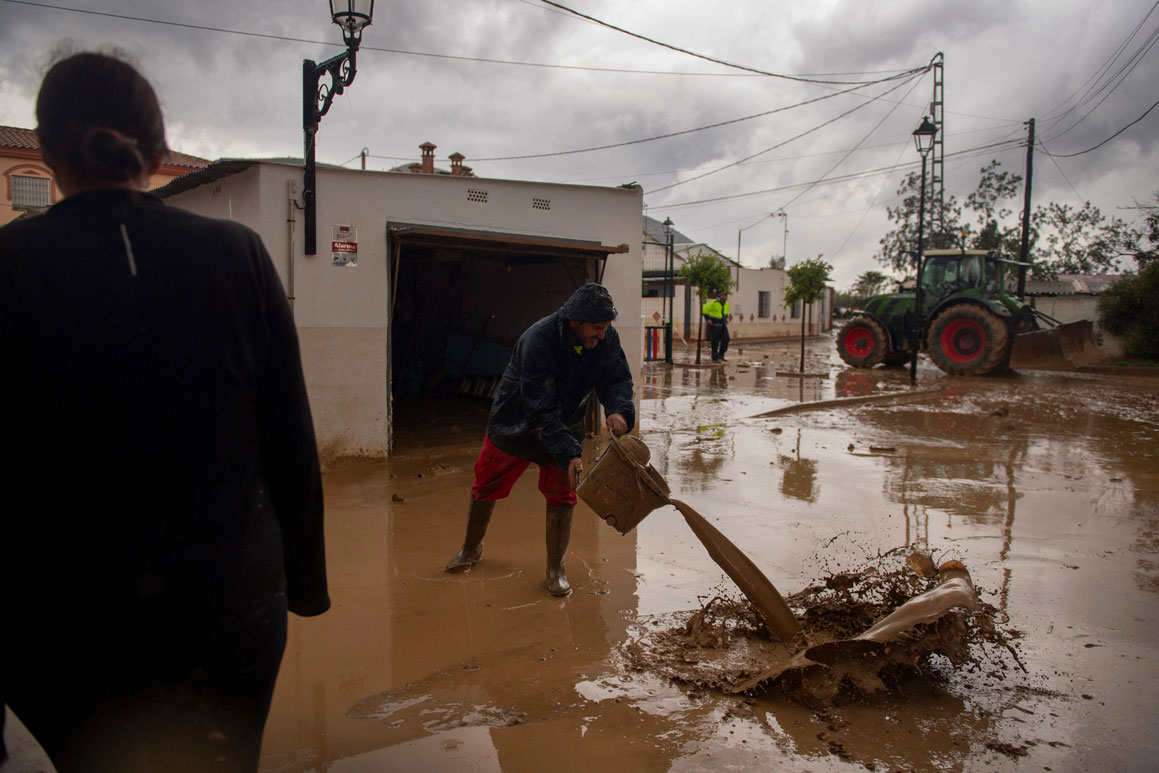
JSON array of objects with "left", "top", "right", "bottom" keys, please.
[{"left": 702, "top": 290, "right": 731, "bottom": 362}]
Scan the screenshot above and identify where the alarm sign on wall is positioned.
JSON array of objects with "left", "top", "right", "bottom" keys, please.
[{"left": 332, "top": 224, "right": 358, "bottom": 267}]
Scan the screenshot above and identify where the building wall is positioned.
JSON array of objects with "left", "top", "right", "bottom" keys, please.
[
  {"left": 642, "top": 263, "right": 831, "bottom": 351},
  {"left": 1, "top": 151, "right": 58, "bottom": 225},
  {"left": 1031, "top": 294, "right": 1125, "bottom": 357},
  {"left": 1, "top": 144, "right": 201, "bottom": 226},
  {"left": 167, "top": 163, "right": 644, "bottom": 460}
]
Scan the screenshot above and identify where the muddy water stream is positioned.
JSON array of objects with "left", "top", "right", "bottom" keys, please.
[
  {"left": 280, "top": 344, "right": 1157, "bottom": 772},
  {"left": 10, "top": 339, "right": 1155, "bottom": 772}
]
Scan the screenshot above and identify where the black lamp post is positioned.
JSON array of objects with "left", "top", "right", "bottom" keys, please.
[
  {"left": 909, "top": 115, "right": 938, "bottom": 385},
  {"left": 303, "top": 0, "right": 375, "bottom": 255},
  {"left": 662, "top": 217, "right": 675, "bottom": 364}
]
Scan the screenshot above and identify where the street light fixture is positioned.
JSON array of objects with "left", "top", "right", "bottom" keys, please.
[
  {"left": 909, "top": 115, "right": 938, "bottom": 385},
  {"left": 303, "top": 0, "right": 375, "bottom": 255}
]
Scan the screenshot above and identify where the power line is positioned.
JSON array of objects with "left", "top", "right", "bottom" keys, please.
[
  {"left": 646, "top": 71, "right": 926, "bottom": 195},
  {"left": 776, "top": 73, "right": 925, "bottom": 212},
  {"left": 466, "top": 80, "right": 904, "bottom": 162},
  {"left": 1040, "top": 0, "right": 1159, "bottom": 135},
  {"left": 0, "top": 0, "right": 798, "bottom": 78},
  {"left": 648, "top": 138, "right": 1025, "bottom": 211},
  {"left": 1036, "top": 139, "right": 1086, "bottom": 203},
  {"left": 1043, "top": 23, "right": 1159, "bottom": 143},
  {"left": 1041, "top": 94, "right": 1159, "bottom": 157},
  {"left": 540, "top": 0, "right": 929, "bottom": 86}
]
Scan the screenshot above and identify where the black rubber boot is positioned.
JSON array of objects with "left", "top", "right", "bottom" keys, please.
[
  {"left": 546, "top": 505, "right": 574, "bottom": 597},
  {"left": 444, "top": 498, "right": 496, "bottom": 572}
]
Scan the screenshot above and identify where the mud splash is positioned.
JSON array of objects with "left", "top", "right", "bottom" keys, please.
[{"left": 624, "top": 548, "right": 1020, "bottom": 706}]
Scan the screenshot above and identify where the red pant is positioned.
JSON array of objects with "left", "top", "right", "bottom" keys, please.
[{"left": 471, "top": 436, "right": 576, "bottom": 507}]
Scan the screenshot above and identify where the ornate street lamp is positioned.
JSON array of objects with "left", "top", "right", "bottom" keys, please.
[
  {"left": 303, "top": 1, "right": 375, "bottom": 255},
  {"left": 909, "top": 115, "right": 938, "bottom": 385}
]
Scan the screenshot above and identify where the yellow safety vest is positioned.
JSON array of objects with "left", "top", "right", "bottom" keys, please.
[{"left": 702, "top": 299, "right": 729, "bottom": 321}]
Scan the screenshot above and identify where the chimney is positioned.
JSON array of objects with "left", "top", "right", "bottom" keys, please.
[
  {"left": 449, "top": 152, "right": 465, "bottom": 176},
  {"left": 420, "top": 141, "right": 436, "bottom": 174}
]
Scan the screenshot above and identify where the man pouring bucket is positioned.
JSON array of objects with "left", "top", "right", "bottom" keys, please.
[{"left": 445, "top": 283, "right": 635, "bottom": 596}]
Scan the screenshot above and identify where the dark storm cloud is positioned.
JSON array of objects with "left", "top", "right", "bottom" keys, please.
[{"left": 1, "top": 0, "right": 1156, "bottom": 285}]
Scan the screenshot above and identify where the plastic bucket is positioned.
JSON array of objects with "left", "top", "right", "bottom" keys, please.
[{"left": 577, "top": 435, "right": 670, "bottom": 534}]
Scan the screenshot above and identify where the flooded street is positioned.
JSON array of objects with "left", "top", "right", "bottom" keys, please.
[
  {"left": 11, "top": 338, "right": 1156, "bottom": 772},
  {"left": 251, "top": 338, "right": 1159, "bottom": 772},
  {"left": 249, "top": 340, "right": 1154, "bottom": 773}
]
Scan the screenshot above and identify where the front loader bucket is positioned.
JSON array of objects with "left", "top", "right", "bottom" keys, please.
[{"left": 1009, "top": 320, "right": 1100, "bottom": 370}]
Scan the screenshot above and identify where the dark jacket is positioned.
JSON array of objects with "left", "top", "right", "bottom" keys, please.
[
  {"left": 0, "top": 190, "right": 328, "bottom": 652},
  {"left": 487, "top": 312, "right": 635, "bottom": 468}
]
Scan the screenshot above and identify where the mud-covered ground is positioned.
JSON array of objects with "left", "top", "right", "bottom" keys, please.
[{"left": 5, "top": 337, "right": 1158, "bottom": 772}]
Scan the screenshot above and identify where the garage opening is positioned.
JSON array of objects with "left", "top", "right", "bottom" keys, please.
[{"left": 387, "top": 224, "right": 627, "bottom": 454}]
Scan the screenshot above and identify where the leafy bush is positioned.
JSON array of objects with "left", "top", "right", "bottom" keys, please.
[{"left": 1098, "top": 261, "right": 1159, "bottom": 360}]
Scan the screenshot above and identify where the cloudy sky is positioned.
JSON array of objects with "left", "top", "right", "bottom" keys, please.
[{"left": 1, "top": 0, "right": 1156, "bottom": 287}]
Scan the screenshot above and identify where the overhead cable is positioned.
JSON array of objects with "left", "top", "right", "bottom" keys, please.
[
  {"left": 466, "top": 80, "right": 900, "bottom": 162},
  {"left": 775, "top": 73, "right": 926, "bottom": 212},
  {"left": 540, "top": 0, "right": 929, "bottom": 86},
  {"left": 1043, "top": 23, "right": 1159, "bottom": 142},
  {"left": 647, "top": 138, "right": 1025, "bottom": 211},
  {"left": 0, "top": 0, "right": 798, "bottom": 78},
  {"left": 1041, "top": 94, "right": 1159, "bottom": 157},
  {"left": 646, "top": 71, "right": 926, "bottom": 195},
  {"left": 1040, "top": 0, "right": 1159, "bottom": 135}
]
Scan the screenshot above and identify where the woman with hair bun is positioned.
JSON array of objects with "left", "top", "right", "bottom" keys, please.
[{"left": 0, "top": 52, "right": 329, "bottom": 772}]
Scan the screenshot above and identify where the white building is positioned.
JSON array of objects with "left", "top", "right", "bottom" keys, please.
[
  {"left": 157, "top": 160, "right": 644, "bottom": 461},
  {"left": 640, "top": 216, "right": 831, "bottom": 349}
]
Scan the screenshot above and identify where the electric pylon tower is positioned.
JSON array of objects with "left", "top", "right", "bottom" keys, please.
[{"left": 930, "top": 53, "right": 945, "bottom": 240}]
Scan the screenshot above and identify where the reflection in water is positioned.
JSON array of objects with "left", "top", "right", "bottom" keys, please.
[{"left": 779, "top": 430, "right": 818, "bottom": 503}]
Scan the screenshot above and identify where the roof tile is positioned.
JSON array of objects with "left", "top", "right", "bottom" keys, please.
[{"left": 0, "top": 124, "right": 208, "bottom": 168}]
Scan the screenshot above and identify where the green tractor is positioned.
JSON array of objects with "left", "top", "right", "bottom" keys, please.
[{"left": 837, "top": 249, "right": 1092, "bottom": 376}]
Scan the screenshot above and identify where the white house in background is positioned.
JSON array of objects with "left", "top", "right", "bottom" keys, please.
[
  {"left": 1024, "top": 273, "right": 1131, "bottom": 357},
  {"left": 156, "top": 158, "right": 644, "bottom": 460},
  {"left": 641, "top": 215, "right": 832, "bottom": 345}
]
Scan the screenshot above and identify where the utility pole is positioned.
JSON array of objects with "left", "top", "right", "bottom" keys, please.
[
  {"left": 1017, "top": 118, "right": 1035, "bottom": 300},
  {"left": 930, "top": 53, "right": 945, "bottom": 238}
]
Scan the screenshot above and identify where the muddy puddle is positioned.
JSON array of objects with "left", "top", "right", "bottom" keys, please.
[{"left": 6, "top": 338, "right": 1157, "bottom": 772}]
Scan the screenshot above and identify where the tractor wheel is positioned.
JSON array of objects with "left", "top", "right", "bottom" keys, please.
[
  {"left": 926, "top": 303, "right": 1010, "bottom": 376},
  {"left": 837, "top": 318, "right": 889, "bottom": 368}
]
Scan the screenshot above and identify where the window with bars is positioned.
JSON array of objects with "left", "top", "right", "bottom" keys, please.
[
  {"left": 758, "top": 291, "right": 771, "bottom": 318},
  {"left": 790, "top": 299, "right": 802, "bottom": 319},
  {"left": 12, "top": 175, "right": 51, "bottom": 210}
]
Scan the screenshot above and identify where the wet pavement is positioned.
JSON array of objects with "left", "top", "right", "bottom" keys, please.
[{"left": 6, "top": 337, "right": 1158, "bottom": 771}]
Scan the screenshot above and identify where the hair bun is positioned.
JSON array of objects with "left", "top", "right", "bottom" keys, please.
[{"left": 76, "top": 127, "right": 146, "bottom": 182}]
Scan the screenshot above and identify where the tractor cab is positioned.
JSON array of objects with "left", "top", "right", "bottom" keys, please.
[{"left": 919, "top": 249, "right": 1004, "bottom": 316}]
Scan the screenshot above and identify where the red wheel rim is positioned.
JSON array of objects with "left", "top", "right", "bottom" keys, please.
[
  {"left": 843, "top": 325, "right": 876, "bottom": 358},
  {"left": 940, "top": 318, "right": 985, "bottom": 363}
]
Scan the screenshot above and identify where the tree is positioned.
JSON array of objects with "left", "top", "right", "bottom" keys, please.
[
  {"left": 836, "top": 270, "right": 895, "bottom": 310},
  {"left": 1029, "top": 201, "right": 1145, "bottom": 277},
  {"left": 878, "top": 160, "right": 1156, "bottom": 279},
  {"left": 677, "top": 251, "right": 734, "bottom": 365},
  {"left": 1097, "top": 260, "right": 1159, "bottom": 361},
  {"left": 1120, "top": 192, "right": 1159, "bottom": 269},
  {"left": 784, "top": 257, "right": 833, "bottom": 373},
  {"left": 965, "top": 160, "right": 1023, "bottom": 254},
  {"left": 878, "top": 171, "right": 963, "bottom": 274},
  {"left": 851, "top": 270, "right": 894, "bottom": 302}
]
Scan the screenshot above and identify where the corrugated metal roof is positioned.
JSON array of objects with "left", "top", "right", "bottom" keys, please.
[
  {"left": 1024, "top": 278, "right": 1091, "bottom": 296},
  {"left": 152, "top": 158, "right": 269, "bottom": 198}
]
